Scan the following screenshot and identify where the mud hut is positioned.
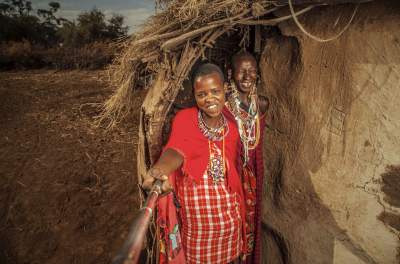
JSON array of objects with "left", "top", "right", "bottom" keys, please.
[{"left": 100, "top": 0, "right": 400, "bottom": 263}]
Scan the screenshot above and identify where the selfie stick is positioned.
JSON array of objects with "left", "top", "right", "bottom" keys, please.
[{"left": 111, "top": 180, "right": 163, "bottom": 264}]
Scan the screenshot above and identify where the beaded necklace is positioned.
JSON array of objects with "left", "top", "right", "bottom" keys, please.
[
  {"left": 226, "top": 82, "right": 260, "bottom": 165},
  {"left": 197, "top": 110, "right": 229, "bottom": 141},
  {"left": 198, "top": 110, "right": 228, "bottom": 183},
  {"left": 207, "top": 130, "right": 226, "bottom": 183}
]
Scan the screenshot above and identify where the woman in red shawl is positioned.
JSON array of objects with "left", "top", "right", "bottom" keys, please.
[
  {"left": 142, "top": 63, "right": 246, "bottom": 264},
  {"left": 223, "top": 51, "right": 267, "bottom": 264}
]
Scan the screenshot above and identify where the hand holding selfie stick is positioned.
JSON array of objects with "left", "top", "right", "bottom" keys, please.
[{"left": 112, "top": 179, "right": 163, "bottom": 264}]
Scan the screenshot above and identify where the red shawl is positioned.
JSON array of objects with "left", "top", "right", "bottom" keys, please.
[
  {"left": 223, "top": 106, "right": 266, "bottom": 264},
  {"left": 157, "top": 107, "right": 247, "bottom": 263}
]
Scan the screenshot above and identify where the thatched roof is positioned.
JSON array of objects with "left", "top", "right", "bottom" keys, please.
[
  {"left": 279, "top": 0, "right": 371, "bottom": 4},
  {"left": 98, "top": 0, "right": 372, "bottom": 128}
]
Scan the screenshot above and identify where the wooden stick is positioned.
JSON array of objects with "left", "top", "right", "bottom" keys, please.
[
  {"left": 141, "top": 51, "right": 160, "bottom": 63},
  {"left": 208, "top": 8, "right": 252, "bottom": 26},
  {"left": 134, "top": 28, "right": 184, "bottom": 46},
  {"left": 111, "top": 180, "right": 163, "bottom": 264},
  {"left": 161, "top": 24, "right": 221, "bottom": 51}
]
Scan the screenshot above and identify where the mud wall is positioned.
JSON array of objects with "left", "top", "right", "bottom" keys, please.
[{"left": 259, "top": 1, "right": 400, "bottom": 263}]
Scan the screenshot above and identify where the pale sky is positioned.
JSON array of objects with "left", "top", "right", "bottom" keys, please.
[{"left": 31, "top": 0, "right": 155, "bottom": 33}]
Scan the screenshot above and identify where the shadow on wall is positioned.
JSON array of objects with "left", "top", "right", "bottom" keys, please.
[
  {"left": 379, "top": 165, "right": 400, "bottom": 233},
  {"left": 259, "top": 34, "right": 378, "bottom": 264}
]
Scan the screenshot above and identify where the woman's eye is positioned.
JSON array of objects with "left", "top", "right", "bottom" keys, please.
[{"left": 212, "top": 88, "right": 223, "bottom": 95}]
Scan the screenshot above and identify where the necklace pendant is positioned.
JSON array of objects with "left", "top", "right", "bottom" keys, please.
[{"left": 208, "top": 155, "right": 224, "bottom": 182}]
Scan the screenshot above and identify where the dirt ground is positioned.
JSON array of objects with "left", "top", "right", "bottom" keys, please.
[{"left": 0, "top": 70, "right": 144, "bottom": 264}]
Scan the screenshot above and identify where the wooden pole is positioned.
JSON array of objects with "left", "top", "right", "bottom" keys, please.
[{"left": 112, "top": 181, "right": 163, "bottom": 264}]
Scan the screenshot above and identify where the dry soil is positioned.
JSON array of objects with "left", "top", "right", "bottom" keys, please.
[{"left": 0, "top": 70, "right": 143, "bottom": 264}]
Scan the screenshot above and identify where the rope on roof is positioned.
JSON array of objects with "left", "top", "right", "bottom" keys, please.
[{"left": 288, "top": 0, "right": 359, "bottom": 42}]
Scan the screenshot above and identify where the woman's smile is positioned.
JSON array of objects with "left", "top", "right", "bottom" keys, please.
[{"left": 193, "top": 72, "right": 225, "bottom": 126}]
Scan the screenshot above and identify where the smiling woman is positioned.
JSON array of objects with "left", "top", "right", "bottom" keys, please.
[
  {"left": 141, "top": 63, "right": 248, "bottom": 264},
  {"left": 192, "top": 64, "right": 226, "bottom": 121}
]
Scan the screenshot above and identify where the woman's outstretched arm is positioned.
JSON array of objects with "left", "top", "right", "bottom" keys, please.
[{"left": 141, "top": 148, "right": 183, "bottom": 192}]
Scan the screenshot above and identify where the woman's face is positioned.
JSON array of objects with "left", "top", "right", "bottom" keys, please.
[
  {"left": 233, "top": 56, "right": 257, "bottom": 95},
  {"left": 193, "top": 72, "right": 225, "bottom": 119}
]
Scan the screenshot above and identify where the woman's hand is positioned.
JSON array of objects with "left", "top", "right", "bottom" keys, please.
[
  {"left": 142, "top": 167, "right": 173, "bottom": 193},
  {"left": 141, "top": 148, "right": 183, "bottom": 194}
]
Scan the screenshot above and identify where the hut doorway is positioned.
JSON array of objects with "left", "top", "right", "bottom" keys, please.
[
  {"left": 156, "top": 26, "right": 293, "bottom": 264},
  {"left": 102, "top": 1, "right": 400, "bottom": 263}
]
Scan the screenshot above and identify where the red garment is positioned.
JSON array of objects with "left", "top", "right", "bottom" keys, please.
[
  {"left": 179, "top": 143, "right": 242, "bottom": 263},
  {"left": 158, "top": 107, "right": 247, "bottom": 263},
  {"left": 242, "top": 165, "right": 256, "bottom": 255},
  {"left": 158, "top": 174, "right": 186, "bottom": 263},
  {"left": 223, "top": 106, "right": 266, "bottom": 264}
]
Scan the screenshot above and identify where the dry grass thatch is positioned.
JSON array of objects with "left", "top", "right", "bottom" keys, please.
[
  {"left": 97, "top": 0, "right": 367, "bottom": 128},
  {"left": 97, "top": 1, "right": 297, "bottom": 128}
]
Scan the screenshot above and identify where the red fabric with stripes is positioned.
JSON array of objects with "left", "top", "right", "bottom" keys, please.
[{"left": 178, "top": 143, "right": 242, "bottom": 264}]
